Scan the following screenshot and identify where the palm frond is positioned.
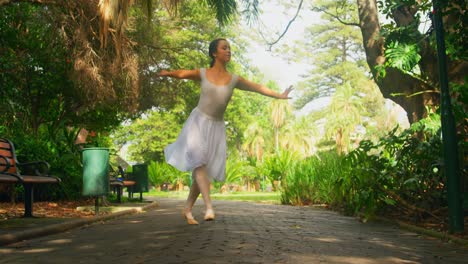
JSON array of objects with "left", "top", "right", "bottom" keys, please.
[
  {"left": 239, "top": 0, "right": 259, "bottom": 25},
  {"left": 205, "top": 0, "right": 238, "bottom": 25}
]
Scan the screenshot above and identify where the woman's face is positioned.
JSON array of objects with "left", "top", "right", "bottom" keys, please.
[{"left": 214, "top": 40, "right": 231, "bottom": 63}]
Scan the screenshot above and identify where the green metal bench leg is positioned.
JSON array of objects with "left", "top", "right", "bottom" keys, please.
[
  {"left": 117, "top": 186, "right": 122, "bottom": 203},
  {"left": 24, "top": 184, "right": 34, "bottom": 217}
]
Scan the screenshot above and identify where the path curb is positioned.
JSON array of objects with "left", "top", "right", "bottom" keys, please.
[
  {"left": 375, "top": 217, "right": 468, "bottom": 248},
  {"left": 0, "top": 201, "right": 159, "bottom": 247}
]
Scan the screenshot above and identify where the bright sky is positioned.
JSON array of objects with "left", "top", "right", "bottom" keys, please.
[{"left": 240, "top": 1, "right": 319, "bottom": 91}]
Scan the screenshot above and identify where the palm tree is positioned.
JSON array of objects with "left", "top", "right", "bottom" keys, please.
[
  {"left": 269, "top": 100, "right": 292, "bottom": 152},
  {"left": 280, "top": 117, "right": 317, "bottom": 157},
  {"left": 325, "top": 82, "right": 363, "bottom": 154},
  {"left": 242, "top": 121, "right": 265, "bottom": 162}
]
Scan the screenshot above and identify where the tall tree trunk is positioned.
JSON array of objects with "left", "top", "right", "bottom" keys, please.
[
  {"left": 356, "top": 0, "right": 467, "bottom": 124},
  {"left": 356, "top": 0, "right": 428, "bottom": 123},
  {"left": 336, "top": 128, "right": 343, "bottom": 155},
  {"left": 275, "top": 127, "right": 279, "bottom": 152}
]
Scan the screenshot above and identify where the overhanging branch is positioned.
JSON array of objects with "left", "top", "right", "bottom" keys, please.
[
  {"left": 311, "top": 6, "right": 360, "bottom": 27},
  {"left": 261, "top": 0, "right": 304, "bottom": 50}
]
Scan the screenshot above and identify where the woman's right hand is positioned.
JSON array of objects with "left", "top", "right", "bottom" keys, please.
[{"left": 158, "top": 70, "right": 170, "bottom": 77}]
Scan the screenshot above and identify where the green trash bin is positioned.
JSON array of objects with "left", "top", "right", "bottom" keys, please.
[
  {"left": 82, "top": 147, "right": 110, "bottom": 196},
  {"left": 129, "top": 164, "right": 149, "bottom": 201}
]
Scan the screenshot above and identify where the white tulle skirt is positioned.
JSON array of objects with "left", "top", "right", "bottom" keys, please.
[{"left": 164, "top": 107, "right": 227, "bottom": 182}]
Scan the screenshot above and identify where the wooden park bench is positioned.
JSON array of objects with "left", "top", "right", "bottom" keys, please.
[
  {"left": 126, "top": 164, "right": 149, "bottom": 202},
  {"left": 109, "top": 166, "right": 135, "bottom": 203},
  {"left": 108, "top": 164, "right": 149, "bottom": 203},
  {"left": 0, "top": 138, "right": 61, "bottom": 217}
]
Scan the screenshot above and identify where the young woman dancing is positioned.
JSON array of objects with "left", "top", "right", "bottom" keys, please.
[{"left": 159, "top": 38, "right": 292, "bottom": 225}]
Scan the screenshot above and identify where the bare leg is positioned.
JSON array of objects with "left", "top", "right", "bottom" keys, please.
[
  {"left": 183, "top": 172, "right": 200, "bottom": 224},
  {"left": 193, "top": 165, "right": 215, "bottom": 220}
]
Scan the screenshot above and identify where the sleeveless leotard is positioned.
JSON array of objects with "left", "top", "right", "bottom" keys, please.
[{"left": 196, "top": 68, "right": 238, "bottom": 119}]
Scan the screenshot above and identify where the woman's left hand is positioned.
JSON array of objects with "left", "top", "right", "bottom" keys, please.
[{"left": 279, "top": 85, "right": 294, "bottom": 99}]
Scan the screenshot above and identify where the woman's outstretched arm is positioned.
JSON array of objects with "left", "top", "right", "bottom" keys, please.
[
  {"left": 158, "top": 69, "right": 201, "bottom": 81},
  {"left": 236, "top": 76, "right": 293, "bottom": 99}
]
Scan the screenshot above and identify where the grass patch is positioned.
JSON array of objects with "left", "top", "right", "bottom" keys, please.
[
  {"left": 106, "top": 193, "right": 148, "bottom": 204},
  {"left": 146, "top": 190, "right": 281, "bottom": 204},
  {"left": 211, "top": 192, "right": 281, "bottom": 204},
  {"left": 146, "top": 190, "right": 189, "bottom": 199}
]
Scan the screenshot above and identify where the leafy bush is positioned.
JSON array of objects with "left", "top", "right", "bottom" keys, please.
[
  {"left": 281, "top": 112, "right": 452, "bottom": 221},
  {"left": 336, "top": 123, "right": 445, "bottom": 219},
  {"left": 225, "top": 156, "right": 254, "bottom": 185},
  {"left": 262, "top": 150, "right": 298, "bottom": 191},
  {"left": 281, "top": 151, "right": 345, "bottom": 206},
  {"left": 209, "top": 156, "right": 254, "bottom": 192},
  {"left": 147, "top": 161, "right": 189, "bottom": 187}
]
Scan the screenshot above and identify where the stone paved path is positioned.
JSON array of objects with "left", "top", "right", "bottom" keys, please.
[{"left": 0, "top": 198, "right": 467, "bottom": 263}]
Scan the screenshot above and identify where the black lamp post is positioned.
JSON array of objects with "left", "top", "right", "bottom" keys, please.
[{"left": 432, "top": 0, "right": 463, "bottom": 233}]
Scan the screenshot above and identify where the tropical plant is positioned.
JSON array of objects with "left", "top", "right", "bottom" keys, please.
[
  {"left": 280, "top": 117, "right": 317, "bottom": 158},
  {"left": 225, "top": 156, "right": 248, "bottom": 184},
  {"left": 147, "top": 160, "right": 189, "bottom": 187},
  {"left": 335, "top": 119, "right": 446, "bottom": 220},
  {"left": 262, "top": 150, "right": 298, "bottom": 191},
  {"left": 269, "top": 99, "right": 292, "bottom": 151},
  {"left": 242, "top": 122, "right": 266, "bottom": 161},
  {"left": 325, "top": 83, "right": 363, "bottom": 154},
  {"left": 281, "top": 150, "right": 346, "bottom": 206}
]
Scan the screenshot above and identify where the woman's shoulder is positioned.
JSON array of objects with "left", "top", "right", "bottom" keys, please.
[
  {"left": 198, "top": 68, "right": 205, "bottom": 79},
  {"left": 231, "top": 72, "right": 239, "bottom": 82}
]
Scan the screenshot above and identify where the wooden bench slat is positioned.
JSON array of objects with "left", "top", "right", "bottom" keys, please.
[
  {"left": 0, "top": 149, "right": 13, "bottom": 157},
  {"left": 110, "top": 180, "right": 135, "bottom": 186},
  {"left": 0, "top": 174, "right": 21, "bottom": 183},
  {"left": 0, "top": 141, "right": 11, "bottom": 148},
  {"left": 110, "top": 181, "right": 123, "bottom": 187},
  {"left": 0, "top": 148, "right": 16, "bottom": 174},
  {"left": 21, "top": 176, "right": 61, "bottom": 184},
  {"left": 123, "top": 180, "right": 136, "bottom": 186}
]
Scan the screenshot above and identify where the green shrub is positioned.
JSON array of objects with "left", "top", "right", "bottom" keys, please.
[
  {"left": 334, "top": 121, "right": 446, "bottom": 219},
  {"left": 281, "top": 151, "right": 345, "bottom": 206},
  {"left": 147, "top": 161, "right": 189, "bottom": 187},
  {"left": 281, "top": 112, "right": 451, "bottom": 221},
  {"left": 262, "top": 150, "right": 298, "bottom": 191}
]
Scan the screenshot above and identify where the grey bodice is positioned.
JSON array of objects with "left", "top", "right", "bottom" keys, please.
[{"left": 196, "top": 68, "right": 238, "bottom": 120}]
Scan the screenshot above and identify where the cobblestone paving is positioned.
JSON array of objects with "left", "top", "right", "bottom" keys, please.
[{"left": 0, "top": 198, "right": 467, "bottom": 264}]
